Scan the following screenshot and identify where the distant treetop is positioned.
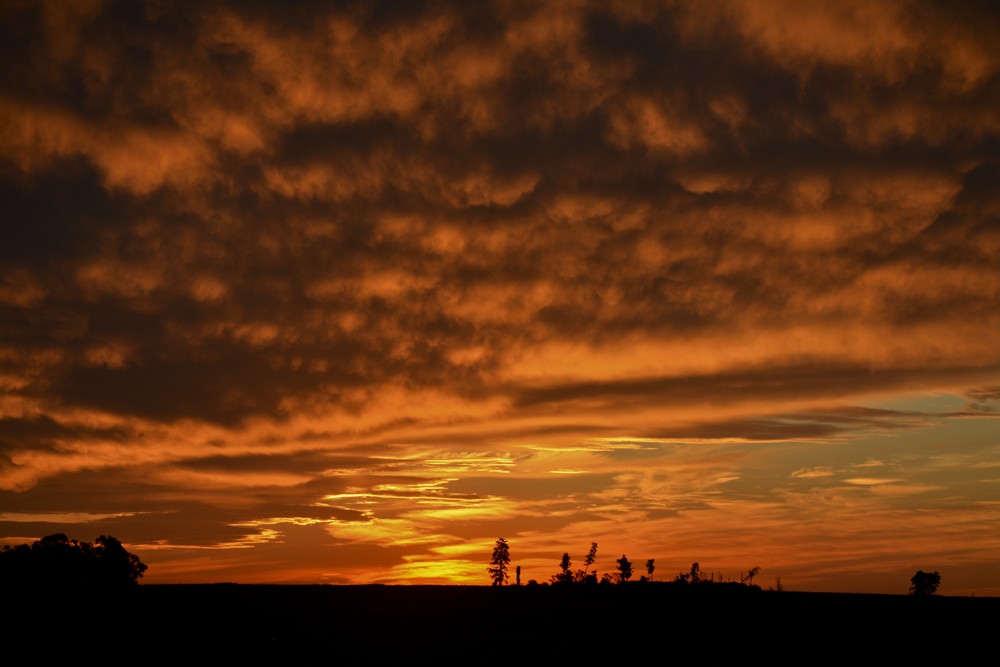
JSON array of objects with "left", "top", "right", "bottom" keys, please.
[{"left": 910, "top": 570, "right": 941, "bottom": 596}]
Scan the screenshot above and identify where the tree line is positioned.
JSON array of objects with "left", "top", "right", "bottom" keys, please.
[
  {"left": 0, "top": 532, "right": 943, "bottom": 595},
  {"left": 489, "top": 537, "right": 761, "bottom": 588},
  {"left": 489, "top": 537, "right": 940, "bottom": 594}
]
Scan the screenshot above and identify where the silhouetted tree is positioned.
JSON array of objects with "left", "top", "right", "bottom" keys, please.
[
  {"left": 616, "top": 555, "right": 633, "bottom": 584},
  {"left": 488, "top": 538, "right": 510, "bottom": 586},
  {"left": 516, "top": 565, "right": 521, "bottom": 586},
  {"left": 674, "top": 562, "right": 701, "bottom": 584},
  {"left": 910, "top": 570, "right": 941, "bottom": 596},
  {"left": 574, "top": 542, "right": 599, "bottom": 583},
  {"left": 645, "top": 558, "right": 655, "bottom": 581},
  {"left": 94, "top": 535, "right": 147, "bottom": 586},
  {"left": 552, "top": 552, "right": 573, "bottom": 584},
  {"left": 0, "top": 533, "right": 146, "bottom": 590},
  {"left": 741, "top": 566, "right": 760, "bottom": 586},
  {"left": 583, "top": 542, "right": 597, "bottom": 574}
]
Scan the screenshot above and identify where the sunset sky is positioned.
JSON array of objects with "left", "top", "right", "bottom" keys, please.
[{"left": 2, "top": 0, "right": 999, "bottom": 595}]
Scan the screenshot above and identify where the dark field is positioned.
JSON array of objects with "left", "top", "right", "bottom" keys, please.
[{"left": 6, "top": 584, "right": 997, "bottom": 662}]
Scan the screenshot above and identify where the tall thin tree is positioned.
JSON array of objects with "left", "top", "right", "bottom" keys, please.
[
  {"left": 583, "top": 542, "right": 598, "bottom": 575},
  {"left": 553, "top": 552, "right": 573, "bottom": 584},
  {"left": 488, "top": 537, "right": 510, "bottom": 586}
]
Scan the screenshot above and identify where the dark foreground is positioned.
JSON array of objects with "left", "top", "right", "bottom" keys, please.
[{"left": 5, "top": 584, "right": 997, "bottom": 661}]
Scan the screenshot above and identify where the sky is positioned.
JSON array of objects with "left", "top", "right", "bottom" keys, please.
[{"left": 2, "top": 0, "right": 999, "bottom": 595}]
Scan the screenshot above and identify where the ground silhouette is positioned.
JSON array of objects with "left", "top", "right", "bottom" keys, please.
[
  {"left": 1, "top": 535, "right": 993, "bottom": 662},
  {"left": 3, "top": 583, "right": 995, "bottom": 662}
]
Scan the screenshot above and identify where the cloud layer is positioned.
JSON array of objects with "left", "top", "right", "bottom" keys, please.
[{"left": 2, "top": 0, "right": 999, "bottom": 593}]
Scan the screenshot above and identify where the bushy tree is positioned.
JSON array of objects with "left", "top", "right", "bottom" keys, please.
[
  {"left": 910, "top": 570, "right": 941, "bottom": 596},
  {"left": 94, "top": 535, "right": 147, "bottom": 587},
  {"left": 488, "top": 538, "right": 511, "bottom": 586},
  {"left": 645, "top": 558, "right": 655, "bottom": 581},
  {"left": 616, "top": 555, "right": 633, "bottom": 584},
  {"left": 0, "top": 533, "right": 146, "bottom": 590}
]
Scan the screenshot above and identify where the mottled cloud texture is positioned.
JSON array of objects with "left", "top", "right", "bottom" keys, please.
[{"left": 2, "top": 0, "right": 999, "bottom": 593}]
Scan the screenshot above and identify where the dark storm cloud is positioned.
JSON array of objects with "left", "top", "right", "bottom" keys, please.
[
  {"left": 512, "top": 363, "right": 1000, "bottom": 412},
  {"left": 0, "top": 158, "right": 129, "bottom": 265},
  {"left": 0, "top": 464, "right": 329, "bottom": 515},
  {"left": 919, "top": 163, "right": 1000, "bottom": 263},
  {"left": 635, "top": 405, "right": 948, "bottom": 443},
  {"left": 967, "top": 387, "right": 1000, "bottom": 402},
  {"left": 2, "top": 0, "right": 998, "bottom": 427},
  {"left": 174, "top": 451, "right": 373, "bottom": 474},
  {"left": 0, "top": 414, "right": 133, "bottom": 452},
  {"left": 963, "top": 385, "right": 1000, "bottom": 414}
]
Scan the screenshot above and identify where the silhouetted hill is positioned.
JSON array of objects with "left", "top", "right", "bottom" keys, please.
[{"left": 4, "top": 584, "right": 996, "bottom": 662}]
